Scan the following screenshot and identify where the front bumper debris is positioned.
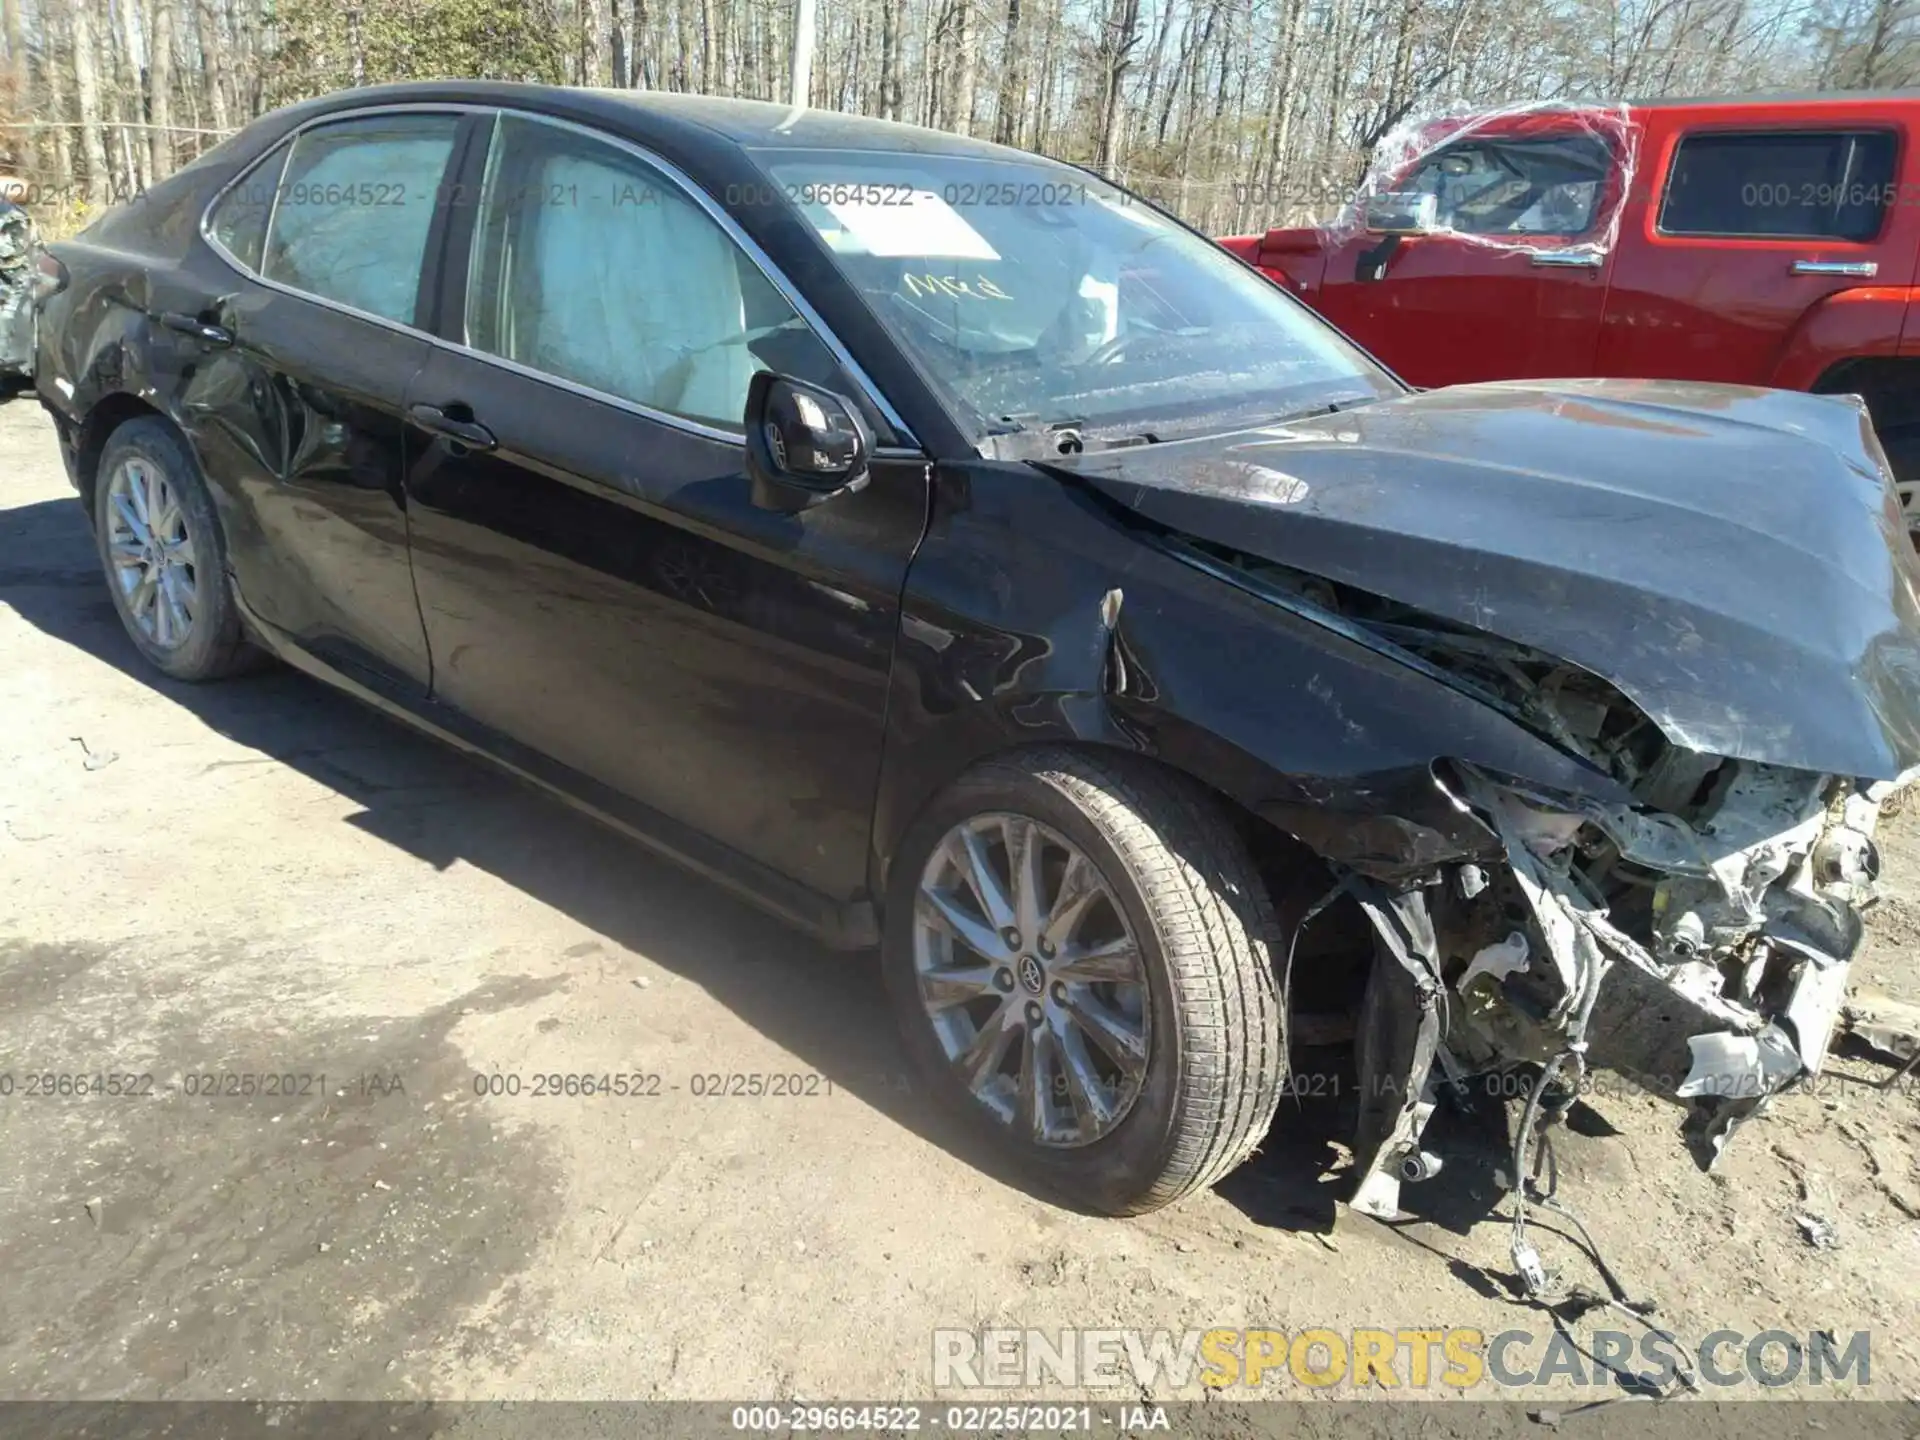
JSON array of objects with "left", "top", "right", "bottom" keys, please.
[
  {"left": 0, "top": 202, "right": 31, "bottom": 377},
  {"left": 1348, "top": 759, "right": 1899, "bottom": 1219}
]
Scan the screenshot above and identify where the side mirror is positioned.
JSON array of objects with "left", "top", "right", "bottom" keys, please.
[
  {"left": 745, "top": 371, "right": 873, "bottom": 513},
  {"left": 1363, "top": 191, "right": 1439, "bottom": 236}
]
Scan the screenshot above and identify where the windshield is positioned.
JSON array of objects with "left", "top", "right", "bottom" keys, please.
[{"left": 753, "top": 149, "right": 1398, "bottom": 442}]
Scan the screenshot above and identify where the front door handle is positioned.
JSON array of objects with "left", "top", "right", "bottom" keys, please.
[
  {"left": 408, "top": 402, "right": 497, "bottom": 452},
  {"left": 1530, "top": 251, "right": 1604, "bottom": 269},
  {"left": 1791, "top": 259, "right": 1878, "bottom": 277},
  {"left": 158, "top": 311, "right": 233, "bottom": 346}
]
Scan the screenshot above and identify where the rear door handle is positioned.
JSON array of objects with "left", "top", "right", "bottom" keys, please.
[
  {"left": 1530, "top": 251, "right": 1604, "bottom": 269},
  {"left": 1791, "top": 260, "right": 1878, "bottom": 276},
  {"left": 408, "top": 402, "right": 497, "bottom": 452},
  {"left": 158, "top": 311, "right": 233, "bottom": 346}
]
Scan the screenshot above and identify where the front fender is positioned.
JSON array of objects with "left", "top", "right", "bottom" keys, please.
[{"left": 871, "top": 463, "right": 1624, "bottom": 895}]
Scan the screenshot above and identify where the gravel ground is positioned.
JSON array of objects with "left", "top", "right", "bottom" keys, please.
[{"left": 1, "top": 387, "right": 1917, "bottom": 1411}]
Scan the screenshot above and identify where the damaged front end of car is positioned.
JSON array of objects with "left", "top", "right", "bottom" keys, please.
[
  {"left": 1445, "top": 759, "right": 1882, "bottom": 1170},
  {"left": 1361, "top": 742, "right": 1891, "bottom": 1220},
  {"left": 1060, "top": 379, "right": 1920, "bottom": 1227},
  {"left": 0, "top": 200, "right": 36, "bottom": 377},
  {"left": 1191, "top": 543, "right": 1905, "bottom": 1220}
]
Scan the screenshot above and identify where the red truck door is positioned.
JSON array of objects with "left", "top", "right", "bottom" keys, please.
[
  {"left": 1314, "top": 127, "right": 1620, "bottom": 387},
  {"left": 1597, "top": 109, "right": 1920, "bottom": 384}
]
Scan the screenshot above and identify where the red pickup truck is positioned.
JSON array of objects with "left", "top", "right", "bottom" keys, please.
[{"left": 1221, "top": 95, "right": 1920, "bottom": 517}]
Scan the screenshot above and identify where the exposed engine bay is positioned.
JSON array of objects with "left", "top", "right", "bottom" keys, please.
[{"left": 1194, "top": 542, "right": 1898, "bottom": 1220}]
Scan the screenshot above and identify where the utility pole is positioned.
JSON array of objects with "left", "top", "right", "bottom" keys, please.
[{"left": 790, "top": 0, "right": 818, "bottom": 108}]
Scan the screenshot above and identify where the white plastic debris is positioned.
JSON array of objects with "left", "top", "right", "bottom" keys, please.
[
  {"left": 1459, "top": 931, "right": 1531, "bottom": 994},
  {"left": 1676, "top": 1027, "right": 1802, "bottom": 1101}
]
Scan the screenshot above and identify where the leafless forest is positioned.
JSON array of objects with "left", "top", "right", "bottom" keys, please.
[{"left": 1, "top": 0, "right": 1916, "bottom": 235}]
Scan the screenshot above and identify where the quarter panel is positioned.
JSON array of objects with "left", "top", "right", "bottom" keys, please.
[
  {"left": 43, "top": 107, "right": 457, "bottom": 698},
  {"left": 1769, "top": 286, "right": 1914, "bottom": 390}
]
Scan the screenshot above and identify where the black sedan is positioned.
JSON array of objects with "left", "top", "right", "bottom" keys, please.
[{"left": 35, "top": 81, "right": 1920, "bottom": 1223}]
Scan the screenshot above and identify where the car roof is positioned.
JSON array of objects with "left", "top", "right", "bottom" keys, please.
[
  {"left": 1625, "top": 88, "right": 1920, "bottom": 109},
  {"left": 290, "top": 80, "right": 1029, "bottom": 161},
  {"left": 1446, "top": 89, "right": 1920, "bottom": 122}
]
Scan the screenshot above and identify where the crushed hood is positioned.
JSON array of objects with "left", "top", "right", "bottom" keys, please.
[{"left": 1058, "top": 378, "right": 1920, "bottom": 781}]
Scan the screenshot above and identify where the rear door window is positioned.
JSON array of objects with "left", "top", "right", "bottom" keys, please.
[
  {"left": 207, "top": 143, "right": 290, "bottom": 271},
  {"left": 1659, "top": 131, "right": 1897, "bottom": 241},
  {"left": 257, "top": 113, "right": 462, "bottom": 325}
]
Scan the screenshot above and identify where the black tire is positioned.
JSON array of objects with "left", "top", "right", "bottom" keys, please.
[
  {"left": 1811, "top": 363, "right": 1920, "bottom": 546},
  {"left": 1878, "top": 423, "right": 1920, "bottom": 541},
  {"left": 92, "top": 416, "right": 257, "bottom": 681},
  {"left": 883, "top": 747, "right": 1286, "bottom": 1216}
]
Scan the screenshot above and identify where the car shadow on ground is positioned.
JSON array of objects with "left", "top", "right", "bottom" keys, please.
[
  {"left": 1214, "top": 1048, "right": 1514, "bottom": 1237},
  {"left": 1, "top": 494, "right": 1040, "bottom": 1197},
  {"left": 2, "top": 490, "right": 1506, "bottom": 1240}
]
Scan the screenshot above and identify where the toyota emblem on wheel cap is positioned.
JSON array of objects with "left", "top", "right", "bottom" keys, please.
[{"left": 1018, "top": 955, "right": 1045, "bottom": 994}]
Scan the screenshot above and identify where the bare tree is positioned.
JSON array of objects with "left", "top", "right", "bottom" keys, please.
[
  {"left": 610, "top": 0, "right": 629, "bottom": 84},
  {"left": 4, "top": 0, "right": 1864, "bottom": 236},
  {"left": 147, "top": 0, "right": 176, "bottom": 180},
  {"left": 879, "top": 0, "right": 902, "bottom": 119},
  {"left": 1094, "top": 0, "right": 1143, "bottom": 170},
  {"left": 195, "top": 0, "right": 229, "bottom": 132},
  {"left": 1, "top": 0, "right": 25, "bottom": 124},
  {"left": 1856, "top": 0, "right": 1912, "bottom": 83},
  {"left": 69, "top": 0, "right": 112, "bottom": 201},
  {"left": 581, "top": 0, "right": 606, "bottom": 83},
  {"left": 112, "top": 0, "right": 150, "bottom": 191}
]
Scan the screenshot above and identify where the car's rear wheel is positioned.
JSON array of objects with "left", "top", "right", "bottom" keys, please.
[
  {"left": 93, "top": 417, "right": 255, "bottom": 681},
  {"left": 883, "top": 747, "right": 1285, "bottom": 1216}
]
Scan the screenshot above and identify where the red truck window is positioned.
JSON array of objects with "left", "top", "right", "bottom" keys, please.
[
  {"left": 1658, "top": 131, "right": 1897, "bottom": 243},
  {"left": 1402, "top": 135, "right": 1612, "bottom": 237}
]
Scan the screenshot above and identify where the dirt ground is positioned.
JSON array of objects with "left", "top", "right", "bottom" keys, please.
[{"left": 2, "top": 388, "right": 1918, "bottom": 1409}]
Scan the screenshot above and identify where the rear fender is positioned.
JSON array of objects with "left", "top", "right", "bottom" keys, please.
[{"left": 1768, "top": 286, "right": 1914, "bottom": 392}]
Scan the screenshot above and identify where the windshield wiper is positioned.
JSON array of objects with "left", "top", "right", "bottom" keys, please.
[
  {"left": 981, "top": 416, "right": 1161, "bottom": 461},
  {"left": 1257, "top": 393, "right": 1379, "bottom": 426}
]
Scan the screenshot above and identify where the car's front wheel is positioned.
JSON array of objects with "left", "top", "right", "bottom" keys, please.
[
  {"left": 884, "top": 748, "right": 1286, "bottom": 1216},
  {"left": 93, "top": 416, "right": 256, "bottom": 681}
]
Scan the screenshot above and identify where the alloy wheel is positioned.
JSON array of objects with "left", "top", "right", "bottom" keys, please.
[
  {"left": 911, "top": 812, "right": 1149, "bottom": 1148},
  {"left": 105, "top": 455, "right": 198, "bottom": 650}
]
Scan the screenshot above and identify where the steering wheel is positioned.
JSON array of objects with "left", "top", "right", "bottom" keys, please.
[{"left": 1080, "top": 330, "right": 1133, "bottom": 368}]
